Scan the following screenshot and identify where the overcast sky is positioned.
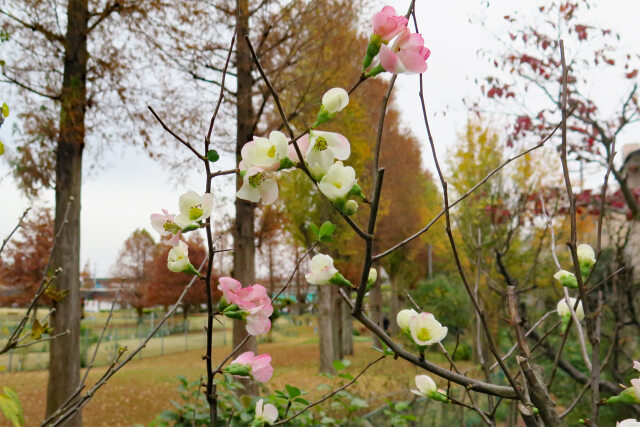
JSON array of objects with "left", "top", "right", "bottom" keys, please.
[{"left": 1, "top": 0, "right": 639, "bottom": 276}]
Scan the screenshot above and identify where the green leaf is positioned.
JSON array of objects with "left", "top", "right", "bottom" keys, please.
[
  {"left": 1, "top": 103, "right": 8, "bottom": 118},
  {"left": 285, "top": 384, "right": 301, "bottom": 399},
  {"left": 293, "top": 397, "right": 309, "bottom": 405},
  {"left": 338, "top": 373, "right": 354, "bottom": 381},
  {"left": 332, "top": 359, "right": 350, "bottom": 372},
  {"left": 318, "top": 221, "right": 336, "bottom": 242},
  {"left": 206, "top": 149, "right": 219, "bottom": 162},
  {"left": 308, "top": 223, "right": 320, "bottom": 239},
  {"left": 350, "top": 397, "right": 368, "bottom": 408}
]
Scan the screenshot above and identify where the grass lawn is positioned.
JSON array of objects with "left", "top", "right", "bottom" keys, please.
[{"left": 0, "top": 317, "right": 467, "bottom": 426}]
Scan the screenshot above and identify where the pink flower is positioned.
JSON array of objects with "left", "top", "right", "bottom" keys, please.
[
  {"left": 150, "top": 209, "right": 182, "bottom": 246},
  {"left": 218, "top": 277, "right": 273, "bottom": 336},
  {"left": 379, "top": 28, "right": 430, "bottom": 74},
  {"left": 231, "top": 351, "right": 274, "bottom": 383},
  {"left": 372, "top": 6, "right": 408, "bottom": 42}
]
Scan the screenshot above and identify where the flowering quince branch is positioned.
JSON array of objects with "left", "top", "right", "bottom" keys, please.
[{"left": 0, "top": 207, "right": 30, "bottom": 256}]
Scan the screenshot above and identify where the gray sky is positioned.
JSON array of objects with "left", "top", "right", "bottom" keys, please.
[{"left": 2, "top": 0, "right": 639, "bottom": 275}]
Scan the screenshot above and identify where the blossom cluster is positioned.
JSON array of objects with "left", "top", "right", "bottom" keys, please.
[
  {"left": 363, "top": 6, "right": 430, "bottom": 76},
  {"left": 150, "top": 191, "right": 214, "bottom": 275},
  {"left": 235, "top": 87, "right": 363, "bottom": 217}
]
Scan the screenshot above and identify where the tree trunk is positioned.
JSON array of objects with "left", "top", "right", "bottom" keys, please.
[
  {"left": 232, "top": 0, "right": 257, "bottom": 395},
  {"left": 46, "top": 1, "right": 88, "bottom": 425},
  {"left": 369, "top": 283, "right": 383, "bottom": 348},
  {"left": 340, "top": 296, "right": 353, "bottom": 355},
  {"left": 388, "top": 278, "right": 401, "bottom": 335},
  {"left": 331, "top": 286, "right": 343, "bottom": 360},
  {"left": 317, "top": 285, "right": 335, "bottom": 373}
]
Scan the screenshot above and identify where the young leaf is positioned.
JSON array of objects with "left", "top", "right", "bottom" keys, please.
[
  {"left": 285, "top": 384, "right": 301, "bottom": 399},
  {"left": 308, "top": 223, "right": 320, "bottom": 240},
  {"left": 30, "top": 319, "right": 46, "bottom": 340},
  {"left": 318, "top": 221, "right": 336, "bottom": 242},
  {"left": 206, "top": 149, "right": 220, "bottom": 162}
]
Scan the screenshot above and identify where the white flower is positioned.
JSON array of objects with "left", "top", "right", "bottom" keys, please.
[
  {"left": 236, "top": 168, "right": 279, "bottom": 205},
  {"left": 396, "top": 308, "right": 418, "bottom": 333},
  {"left": 557, "top": 297, "right": 584, "bottom": 321},
  {"left": 410, "top": 374, "right": 436, "bottom": 397},
  {"left": 553, "top": 269, "right": 578, "bottom": 288},
  {"left": 167, "top": 241, "right": 193, "bottom": 273},
  {"left": 409, "top": 312, "right": 448, "bottom": 346},
  {"left": 240, "top": 131, "right": 289, "bottom": 172},
  {"left": 304, "top": 131, "right": 351, "bottom": 179},
  {"left": 318, "top": 162, "right": 357, "bottom": 201},
  {"left": 174, "top": 191, "right": 214, "bottom": 228},
  {"left": 305, "top": 254, "right": 338, "bottom": 285},
  {"left": 618, "top": 419, "right": 640, "bottom": 427},
  {"left": 255, "top": 399, "right": 278, "bottom": 425},
  {"left": 322, "top": 88, "right": 349, "bottom": 114}
]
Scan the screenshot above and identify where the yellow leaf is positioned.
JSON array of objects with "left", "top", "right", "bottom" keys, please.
[
  {"left": 45, "top": 287, "right": 69, "bottom": 302},
  {"left": 1, "top": 103, "right": 8, "bottom": 118}
]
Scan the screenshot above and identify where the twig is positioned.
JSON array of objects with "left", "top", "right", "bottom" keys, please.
[
  {"left": 213, "top": 334, "right": 251, "bottom": 375},
  {"left": 147, "top": 106, "right": 206, "bottom": 162},
  {"left": 374, "top": 122, "right": 563, "bottom": 261},
  {"left": 80, "top": 288, "right": 122, "bottom": 387},
  {"left": 42, "top": 260, "right": 206, "bottom": 426},
  {"left": 0, "top": 207, "right": 30, "bottom": 256},
  {"left": 272, "top": 242, "right": 318, "bottom": 301}
]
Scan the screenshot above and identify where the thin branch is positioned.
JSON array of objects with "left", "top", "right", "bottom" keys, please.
[
  {"left": 147, "top": 106, "right": 206, "bottom": 162},
  {"left": 0, "top": 207, "right": 31, "bottom": 256}
]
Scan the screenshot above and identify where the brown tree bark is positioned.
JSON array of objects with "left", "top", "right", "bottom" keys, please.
[
  {"left": 232, "top": 0, "right": 257, "bottom": 395},
  {"left": 331, "top": 286, "right": 343, "bottom": 361},
  {"left": 369, "top": 283, "right": 383, "bottom": 348},
  {"left": 388, "top": 278, "right": 401, "bottom": 335},
  {"left": 317, "top": 284, "right": 335, "bottom": 373},
  {"left": 45, "top": 1, "right": 88, "bottom": 425},
  {"left": 340, "top": 293, "right": 353, "bottom": 356}
]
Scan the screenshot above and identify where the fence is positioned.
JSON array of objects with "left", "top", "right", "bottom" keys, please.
[{"left": 0, "top": 309, "right": 230, "bottom": 372}]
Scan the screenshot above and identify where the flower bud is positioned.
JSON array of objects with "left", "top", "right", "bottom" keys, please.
[
  {"left": 167, "top": 241, "right": 200, "bottom": 276},
  {"left": 396, "top": 308, "right": 418, "bottom": 333},
  {"left": 556, "top": 297, "right": 584, "bottom": 321},
  {"left": 321, "top": 88, "right": 349, "bottom": 114},
  {"left": 577, "top": 243, "right": 596, "bottom": 277},
  {"left": 553, "top": 270, "right": 578, "bottom": 288},
  {"left": 344, "top": 199, "right": 358, "bottom": 216}
]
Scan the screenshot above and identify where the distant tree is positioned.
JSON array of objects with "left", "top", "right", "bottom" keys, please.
[
  {"left": 110, "top": 229, "right": 156, "bottom": 320},
  {"left": 0, "top": 1, "right": 213, "bottom": 419},
  {"left": 475, "top": 0, "right": 640, "bottom": 218},
  {"left": 0, "top": 209, "right": 53, "bottom": 307}
]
